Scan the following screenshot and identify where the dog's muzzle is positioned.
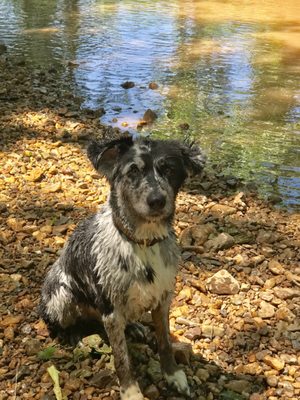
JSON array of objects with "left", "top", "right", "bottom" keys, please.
[{"left": 147, "top": 192, "right": 166, "bottom": 212}]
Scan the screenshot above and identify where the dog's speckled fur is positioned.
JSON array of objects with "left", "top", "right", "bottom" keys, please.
[{"left": 40, "top": 136, "right": 205, "bottom": 399}]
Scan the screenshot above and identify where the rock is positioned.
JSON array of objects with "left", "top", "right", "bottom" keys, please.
[
  {"left": 268, "top": 260, "right": 285, "bottom": 275},
  {"left": 242, "top": 362, "right": 263, "bottom": 375},
  {"left": 137, "top": 109, "right": 158, "bottom": 129},
  {"left": 0, "top": 43, "right": 7, "bottom": 55},
  {"left": 279, "top": 353, "right": 298, "bottom": 364},
  {"left": 4, "top": 326, "right": 15, "bottom": 340},
  {"left": 225, "top": 380, "right": 252, "bottom": 394},
  {"left": 258, "top": 301, "right": 275, "bottom": 319},
  {"left": 6, "top": 217, "right": 24, "bottom": 232},
  {"left": 249, "top": 255, "right": 265, "bottom": 266},
  {"left": 89, "top": 369, "right": 116, "bottom": 387},
  {"left": 268, "top": 194, "right": 282, "bottom": 204},
  {"left": 275, "top": 307, "right": 295, "bottom": 322},
  {"left": 142, "top": 109, "right": 158, "bottom": 123},
  {"left": 287, "top": 322, "right": 300, "bottom": 332},
  {"left": 266, "top": 375, "right": 278, "bottom": 387},
  {"left": 172, "top": 342, "right": 192, "bottom": 365},
  {"left": 26, "top": 168, "right": 45, "bottom": 182},
  {"left": 249, "top": 394, "right": 264, "bottom": 400},
  {"left": 178, "top": 123, "right": 190, "bottom": 131},
  {"left": 201, "top": 324, "right": 225, "bottom": 338},
  {"left": 64, "top": 378, "right": 82, "bottom": 391},
  {"left": 44, "top": 182, "right": 62, "bottom": 193},
  {"left": 205, "top": 233, "right": 235, "bottom": 251},
  {"left": 274, "top": 287, "right": 300, "bottom": 300},
  {"left": 25, "top": 339, "right": 42, "bottom": 355},
  {"left": 209, "top": 204, "right": 236, "bottom": 216},
  {"left": 195, "top": 368, "right": 210, "bottom": 382},
  {"left": 263, "top": 355, "right": 285, "bottom": 371},
  {"left": 144, "top": 384, "right": 160, "bottom": 399},
  {"left": 0, "top": 202, "right": 7, "bottom": 213},
  {"left": 257, "top": 230, "right": 277, "bottom": 244},
  {"left": 0, "top": 315, "right": 24, "bottom": 327},
  {"left": 149, "top": 82, "right": 159, "bottom": 90},
  {"left": 184, "top": 326, "right": 202, "bottom": 341},
  {"left": 180, "top": 224, "right": 215, "bottom": 246},
  {"left": 121, "top": 81, "right": 135, "bottom": 89},
  {"left": 206, "top": 270, "right": 240, "bottom": 295}
]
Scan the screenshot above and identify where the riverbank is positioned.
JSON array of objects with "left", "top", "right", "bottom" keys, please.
[{"left": 0, "top": 55, "right": 299, "bottom": 400}]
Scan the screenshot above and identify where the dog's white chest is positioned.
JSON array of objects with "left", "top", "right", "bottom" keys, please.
[{"left": 124, "top": 244, "right": 177, "bottom": 321}]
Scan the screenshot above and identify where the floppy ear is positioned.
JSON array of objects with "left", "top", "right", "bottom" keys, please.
[
  {"left": 181, "top": 141, "right": 206, "bottom": 177},
  {"left": 87, "top": 136, "right": 134, "bottom": 181}
]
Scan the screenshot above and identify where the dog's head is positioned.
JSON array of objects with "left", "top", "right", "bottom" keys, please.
[{"left": 88, "top": 136, "right": 206, "bottom": 223}]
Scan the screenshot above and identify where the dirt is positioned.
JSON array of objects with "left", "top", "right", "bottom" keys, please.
[{"left": 0, "top": 55, "right": 299, "bottom": 400}]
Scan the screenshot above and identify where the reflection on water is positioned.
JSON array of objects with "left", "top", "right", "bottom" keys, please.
[{"left": 1, "top": 0, "right": 300, "bottom": 209}]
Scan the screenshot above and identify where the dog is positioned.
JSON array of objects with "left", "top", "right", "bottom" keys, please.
[{"left": 40, "top": 136, "right": 206, "bottom": 400}]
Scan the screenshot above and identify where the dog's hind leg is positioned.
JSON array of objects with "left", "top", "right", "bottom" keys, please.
[
  {"left": 152, "top": 298, "right": 190, "bottom": 397},
  {"left": 103, "top": 312, "right": 144, "bottom": 400},
  {"left": 40, "top": 263, "right": 80, "bottom": 343}
]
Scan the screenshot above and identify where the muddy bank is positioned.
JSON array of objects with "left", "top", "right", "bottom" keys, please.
[{"left": 0, "top": 56, "right": 300, "bottom": 400}]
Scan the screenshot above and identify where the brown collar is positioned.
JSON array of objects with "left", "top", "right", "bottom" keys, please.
[{"left": 112, "top": 214, "right": 167, "bottom": 247}]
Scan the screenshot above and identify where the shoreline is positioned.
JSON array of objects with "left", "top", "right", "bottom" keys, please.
[{"left": 0, "top": 54, "right": 300, "bottom": 400}]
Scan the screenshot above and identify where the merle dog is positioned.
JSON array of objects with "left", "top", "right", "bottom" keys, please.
[{"left": 40, "top": 136, "right": 206, "bottom": 400}]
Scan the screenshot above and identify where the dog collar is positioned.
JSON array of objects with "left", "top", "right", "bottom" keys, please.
[{"left": 112, "top": 215, "right": 167, "bottom": 247}]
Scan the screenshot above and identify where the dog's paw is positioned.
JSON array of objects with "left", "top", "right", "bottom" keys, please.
[
  {"left": 125, "top": 322, "right": 148, "bottom": 343},
  {"left": 120, "top": 383, "right": 144, "bottom": 400},
  {"left": 165, "top": 369, "right": 191, "bottom": 397}
]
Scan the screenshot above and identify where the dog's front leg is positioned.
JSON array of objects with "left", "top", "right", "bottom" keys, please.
[
  {"left": 103, "top": 313, "right": 144, "bottom": 400},
  {"left": 152, "top": 299, "right": 191, "bottom": 397}
]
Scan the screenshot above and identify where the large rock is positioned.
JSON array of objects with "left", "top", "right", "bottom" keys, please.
[{"left": 206, "top": 269, "right": 240, "bottom": 295}]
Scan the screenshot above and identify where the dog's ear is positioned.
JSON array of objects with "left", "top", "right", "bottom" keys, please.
[
  {"left": 87, "top": 136, "right": 134, "bottom": 180},
  {"left": 180, "top": 141, "right": 206, "bottom": 177}
]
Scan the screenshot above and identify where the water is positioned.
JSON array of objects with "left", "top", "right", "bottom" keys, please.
[{"left": 1, "top": 0, "right": 300, "bottom": 209}]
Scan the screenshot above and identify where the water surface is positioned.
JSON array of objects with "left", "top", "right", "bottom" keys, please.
[{"left": 1, "top": 0, "right": 300, "bottom": 208}]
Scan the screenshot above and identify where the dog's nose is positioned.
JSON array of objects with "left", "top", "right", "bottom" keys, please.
[{"left": 147, "top": 192, "right": 166, "bottom": 211}]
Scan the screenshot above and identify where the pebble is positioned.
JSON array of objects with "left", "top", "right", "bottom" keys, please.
[
  {"left": 268, "top": 260, "right": 285, "bottom": 275},
  {"left": 274, "top": 287, "right": 300, "bottom": 299},
  {"left": 263, "top": 355, "right": 285, "bottom": 371},
  {"left": 258, "top": 301, "right": 275, "bottom": 319},
  {"left": 266, "top": 375, "right": 278, "bottom": 387},
  {"left": 144, "top": 384, "right": 160, "bottom": 399},
  {"left": 209, "top": 204, "right": 236, "bottom": 216},
  {"left": 89, "top": 370, "right": 116, "bottom": 387},
  {"left": 148, "top": 82, "right": 159, "bottom": 90},
  {"left": 24, "top": 339, "right": 42, "bottom": 355},
  {"left": 225, "top": 379, "right": 252, "bottom": 394},
  {"left": 172, "top": 342, "right": 192, "bottom": 365}
]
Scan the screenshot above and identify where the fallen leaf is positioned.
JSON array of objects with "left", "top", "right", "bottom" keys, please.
[{"left": 47, "top": 365, "right": 66, "bottom": 400}]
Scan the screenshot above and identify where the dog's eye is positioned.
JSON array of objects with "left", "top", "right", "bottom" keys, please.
[{"left": 162, "top": 164, "right": 176, "bottom": 176}]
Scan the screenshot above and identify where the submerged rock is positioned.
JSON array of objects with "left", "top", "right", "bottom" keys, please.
[
  {"left": 121, "top": 81, "right": 135, "bottom": 89},
  {"left": 149, "top": 82, "right": 159, "bottom": 90}
]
